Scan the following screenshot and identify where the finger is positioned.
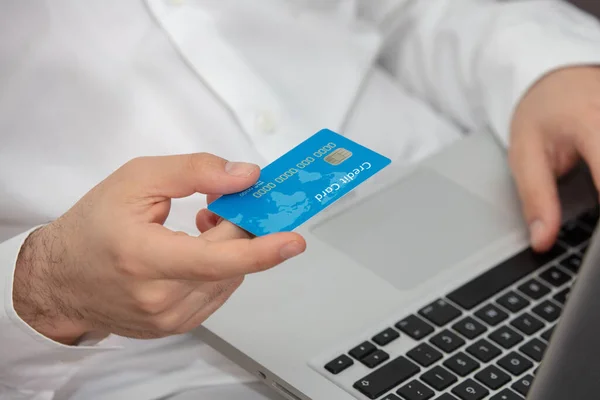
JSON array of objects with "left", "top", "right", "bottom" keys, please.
[
  {"left": 140, "top": 225, "right": 306, "bottom": 281},
  {"left": 196, "top": 195, "right": 225, "bottom": 233},
  {"left": 509, "top": 127, "right": 562, "bottom": 252},
  {"left": 206, "top": 194, "right": 221, "bottom": 204},
  {"left": 130, "top": 279, "right": 197, "bottom": 317},
  {"left": 194, "top": 233, "right": 306, "bottom": 279},
  {"left": 201, "top": 220, "right": 250, "bottom": 241},
  {"left": 174, "top": 278, "right": 243, "bottom": 334},
  {"left": 196, "top": 209, "right": 220, "bottom": 233},
  {"left": 121, "top": 153, "right": 260, "bottom": 199},
  {"left": 146, "top": 278, "right": 242, "bottom": 335},
  {"left": 195, "top": 210, "right": 238, "bottom": 237}
]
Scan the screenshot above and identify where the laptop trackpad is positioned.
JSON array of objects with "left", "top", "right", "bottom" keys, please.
[{"left": 311, "top": 168, "right": 517, "bottom": 290}]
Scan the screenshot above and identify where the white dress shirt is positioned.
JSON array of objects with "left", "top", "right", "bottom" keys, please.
[{"left": 1, "top": 0, "right": 600, "bottom": 398}]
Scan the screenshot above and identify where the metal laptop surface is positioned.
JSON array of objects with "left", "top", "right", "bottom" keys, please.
[{"left": 196, "top": 132, "right": 597, "bottom": 400}]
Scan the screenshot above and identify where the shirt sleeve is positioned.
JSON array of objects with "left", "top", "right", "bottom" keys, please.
[
  {"left": 0, "top": 228, "right": 120, "bottom": 398},
  {"left": 360, "top": 0, "right": 600, "bottom": 147}
]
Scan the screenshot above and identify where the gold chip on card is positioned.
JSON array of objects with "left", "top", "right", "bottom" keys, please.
[{"left": 324, "top": 148, "right": 353, "bottom": 165}]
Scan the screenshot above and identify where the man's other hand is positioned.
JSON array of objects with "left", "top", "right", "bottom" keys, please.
[
  {"left": 510, "top": 66, "right": 600, "bottom": 252},
  {"left": 13, "top": 154, "right": 306, "bottom": 344}
]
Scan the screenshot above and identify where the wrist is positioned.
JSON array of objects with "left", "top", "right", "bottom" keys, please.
[{"left": 13, "top": 224, "right": 89, "bottom": 345}]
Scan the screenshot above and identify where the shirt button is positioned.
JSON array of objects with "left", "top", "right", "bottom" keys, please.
[{"left": 255, "top": 111, "right": 278, "bottom": 135}]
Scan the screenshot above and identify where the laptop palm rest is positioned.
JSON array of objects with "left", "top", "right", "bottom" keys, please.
[{"left": 311, "top": 168, "right": 517, "bottom": 290}]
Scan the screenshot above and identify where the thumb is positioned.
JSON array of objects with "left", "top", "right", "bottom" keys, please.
[
  {"left": 120, "top": 153, "right": 260, "bottom": 199},
  {"left": 509, "top": 128, "right": 561, "bottom": 252}
]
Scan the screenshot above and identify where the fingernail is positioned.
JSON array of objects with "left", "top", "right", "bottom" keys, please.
[
  {"left": 530, "top": 220, "right": 545, "bottom": 248},
  {"left": 280, "top": 241, "right": 304, "bottom": 260},
  {"left": 225, "top": 162, "right": 258, "bottom": 177}
]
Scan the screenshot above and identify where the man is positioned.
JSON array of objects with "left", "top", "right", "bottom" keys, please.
[{"left": 2, "top": 0, "right": 600, "bottom": 398}]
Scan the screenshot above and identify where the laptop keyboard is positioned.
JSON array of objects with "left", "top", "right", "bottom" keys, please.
[{"left": 323, "top": 206, "right": 599, "bottom": 400}]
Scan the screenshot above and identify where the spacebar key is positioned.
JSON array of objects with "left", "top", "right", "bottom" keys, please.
[{"left": 353, "top": 356, "right": 420, "bottom": 399}]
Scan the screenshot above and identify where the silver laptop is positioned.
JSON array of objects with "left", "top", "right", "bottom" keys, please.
[{"left": 195, "top": 130, "right": 599, "bottom": 400}]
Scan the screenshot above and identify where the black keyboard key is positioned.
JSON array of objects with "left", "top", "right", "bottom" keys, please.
[
  {"left": 539, "top": 266, "right": 571, "bottom": 287},
  {"left": 396, "top": 315, "right": 435, "bottom": 340},
  {"left": 489, "top": 326, "right": 524, "bottom": 349},
  {"left": 421, "top": 366, "right": 458, "bottom": 391},
  {"left": 519, "top": 338, "right": 547, "bottom": 362},
  {"left": 353, "top": 356, "right": 420, "bottom": 399},
  {"left": 553, "top": 287, "right": 571, "bottom": 305},
  {"left": 510, "top": 313, "right": 544, "bottom": 335},
  {"left": 349, "top": 341, "right": 376, "bottom": 360},
  {"left": 443, "top": 352, "right": 479, "bottom": 376},
  {"left": 475, "top": 304, "right": 508, "bottom": 326},
  {"left": 447, "top": 245, "right": 564, "bottom": 310},
  {"left": 467, "top": 339, "right": 502, "bottom": 363},
  {"left": 373, "top": 328, "right": 400, "bottom": 346},
  {"left": 497, "top": 352, "right": 533, "bottom": 375},
  {"left": 324, "top": 355, "right": 353, "bottom": 374},
  {"left": 496, "top": 291, "right": 530, "bottom": 313},
  {"left": 560, "top": 253, "right": 583, "bottom": 273},
  {"left": 435, "top": 395, "right": 459, "bottom": 400},
  {"left": 361, "top": 349, "right": 390, "bottom": 368},
  {"left": 451, "top": 379, "right": 489, "bottom": 400},
  {"left": 517, "top": 279, "right": 550, "bottom": 300},
  {"left": 475, "top": 365, "right": 511, "bottom": 390},
  {"left": 419, "top": 299, "right": 462, "bottom": 326},
  {"left": 533, "top": 242, "right": 567, "bottom": 264},
  {"left": 430, "top": 330, "right": 466, "bottom": 353},
  {"left": 532, "top": 300, "right": 562, "bottom": 322},
  {"left": 541, "top": 325, "right": 555, "bottom": 341},
  {"left": 407, "top": 343, "right": 443, "bottom": 367},
  {"left": 558, "top": 221, "right": 592, "bottom": 247},
  {"left": 397, "top": 380, "right": 435, "bottom": 400},
  {"left": 382, "top": 395, "right": 402, "bottom": 400},
  {"left": 491, "top": 389, "right": 524, "bottom": 400},
  {"left": 452, "top": 317, "right": 487, "bottom": 340},
  {"left": 512, "top": 375, "right": 534, "bottom": 397}
]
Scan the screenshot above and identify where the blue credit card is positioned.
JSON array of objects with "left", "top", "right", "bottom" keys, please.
[{"left": 208, "top": 129, "right": 391, "bottom": 236}]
